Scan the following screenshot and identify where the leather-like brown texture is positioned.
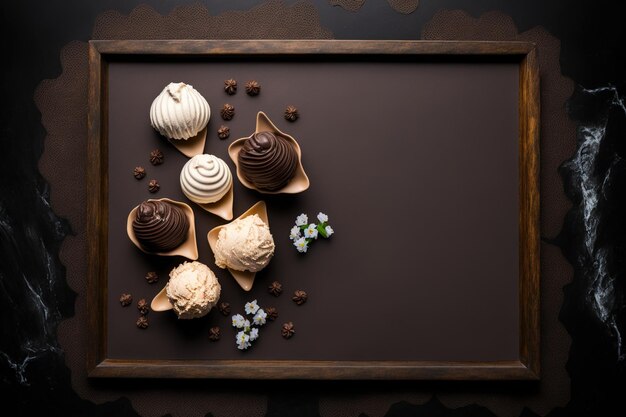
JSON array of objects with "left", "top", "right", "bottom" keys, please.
[
  {"left": 386, "top": 0, "right": 420, "bottom": 15},
  {"left": 34, "top": 3, "right": 573, "bottom": 417},
  {"left": 329, "top": 0, "right": 366, "bottom": 12},
  {"left": 330, "top": 0, "right": 419, "bottom": 14},
  {"left": 93, "top": 1, "right": 332, "bottom": 39}
]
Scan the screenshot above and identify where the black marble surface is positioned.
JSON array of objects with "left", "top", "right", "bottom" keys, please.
[{"left": 1, "top": 1, "right": 626, "bottom": 416}]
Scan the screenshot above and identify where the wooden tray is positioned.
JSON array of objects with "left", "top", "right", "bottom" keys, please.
[{"left": 87, "top": 40, "right": 539, "bottom": 380}]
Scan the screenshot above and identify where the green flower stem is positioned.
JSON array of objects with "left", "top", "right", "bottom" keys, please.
[{"left": 317, "top": 223, "right": 328, "bottom": 238}]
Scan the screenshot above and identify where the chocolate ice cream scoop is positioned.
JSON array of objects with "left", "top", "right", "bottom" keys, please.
[
  {"left": 132, "top": 200, "right": 189, "bottom": 252},
  {"left": 237, "top": 131, "right": 298, "bottom": 192}
]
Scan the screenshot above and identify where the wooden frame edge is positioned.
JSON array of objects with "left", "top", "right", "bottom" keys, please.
[
  {"left": 87, "top": 40, "right": 109, "bottom": 375},
  {"left": 89, "top": 39, "right": 536, "bottom": 56},
  {"left": 518, "top": 45, "right": 541, "bottom": 379},
  {"left": 87, "top": 40, "right": 540, "bottom": 380},
  {"left": 89, "top": 359, "right": 537, "bottom": 380}
]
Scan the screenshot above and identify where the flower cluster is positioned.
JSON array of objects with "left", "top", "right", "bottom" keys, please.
[
  {"left": 289, "top": 212, "right": 334, "bottom": 253},
  {"left": 231, "top": 300, "right": 268, "bottom": 350}
]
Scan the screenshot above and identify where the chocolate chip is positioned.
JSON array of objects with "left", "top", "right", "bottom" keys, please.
[
  {"left": 133, "top": 166, "right": 146, "bottom": 179},
  {"left": 281, "top": 321, "right": 295, "bottom": 339},
  {"left": 209, "top": 326, "right": 221, "bottom": 341},
  {"left": 218, "top": 302, "right": 231, "bottom": 316},
  {"left": 284, "top": 106, "right": 299, "bottom": 122},
  {"left": 245, "top": 80, "right": 261, "bottom": 96},
  {"left": 120, "top": 293, "right": 132, "bottom": 307},
  {"left": 220, "top": 104, "right": 235, "bottom": 120},
  {"left": 268, "top": 281, "right": 282, "bottom": 296},
  {"left": 145, "top": 271, "right": 158, "bottom": 284},
  {"left": 137, "top": 298, "right": 149, "bottom": 315},
  {"left": 265, "top": 307, "right": 278, "bottom": 321},
  {"left": 148, "top": 179, "right": 160, "bottom": 193},
  {"left": 292, "top": 290, "right": 307, "bottom": 305},
  {"left": 224, "top": 79, "right": 237, "bottom": 95},
  {"left": 150, "top": 149, "right": 164, "bottom": 165},
  {"left": 218, "top": 125, "right": 230, "bottom": 139},
  {"left": 136, "top": 316, "right": 149, "bottom": 329}
]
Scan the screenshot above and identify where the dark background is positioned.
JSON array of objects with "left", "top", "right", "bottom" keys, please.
[{"left": 1, "top": 1, "right": 625, "bottom": 416}]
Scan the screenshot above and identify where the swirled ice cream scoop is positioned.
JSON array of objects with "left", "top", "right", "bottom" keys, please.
[
  {"left": 166, "top": 261, "right": 221, "bottom": 319},
  {"left": 150, "top": 82, "right": 210, "bottom": 140},
  {"left": 132, "top": 200, "right": 189, "bottom": 252},
  {"left": 214, "top": 214, "right": 275, "bottom": 272},
  {"left": 180, "top": 154, "right": 232, "bottom": 204},
  {"left": 237, "top": 131, "right": 298, "bottom": 192}
]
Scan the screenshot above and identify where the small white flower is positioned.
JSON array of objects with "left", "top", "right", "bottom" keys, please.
[
  {"left": 304, "top": 224, "right": 318, "bottom": 239},
  {"left": 293, "top": 237, "right": 308, "bottom": 253},
  {"left": 236, "top": 331, "right": 251, "bottom": 350},
  {"left": 231, "top": 314, "right": 245, "bottom": 328},
  {"left": 317, "top": 212, "right": 329, "bottom": 223},
  {"left": 249, "top": 327, "right": 259, "bottom": 341},
  {"left": 243, "top": 319, "right": 251, "bottom": 332},
  {"left": 253, "top": 309, "right": 267, "bottom": 326},
  {"left": 236, "top": 331, "right": 248, "bottom": 343},
  {"left": 245, "top": 300, "right": 260, "bottom": 315},
  {"left": 289, "top": 225, "right": 301, "bottom": 240},
  {"left": 325, "top": 225, "right": 334, "bottom": 237},
  {"left": 295, "top": 213, "right": 308, "bottom": 226}
]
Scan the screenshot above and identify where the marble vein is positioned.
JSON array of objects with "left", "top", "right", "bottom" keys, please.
[{"left": 564, "top": 85, "right": 626, "bottom": 360}]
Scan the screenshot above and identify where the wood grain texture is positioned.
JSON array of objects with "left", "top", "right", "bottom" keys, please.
[
  {"left": 90, "top": 39, "right": 535, "bottom": 56},
  {"left": 87, "top": 40, "right": 540, "bottom": 380},
  {"left": 87, "top": 42, "right": 106, "bottom": 374},
  {"left": 518, "top": 46, "right": 541, "bottom": 379},
  {"left": 90, "top": 359, "right": 537, "bottom": 380}
]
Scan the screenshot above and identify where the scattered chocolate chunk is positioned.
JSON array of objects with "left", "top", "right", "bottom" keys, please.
[
  {"left": 148, "top": 179, "right": 160, "bottom": 193},
  {"left": 150, "top": 149, "right": 164, "bottom": 165},
  {"left": 245, "top": 80, "right": 260, "bottom": 96},
  {"left": 284, "top": 106, "right": 299, "bottom": 122},
  {"left": 224, "top": 79, "right": 237, "bottom": 95},
  {"left": 218, "top": 302, "right": 231, "bottom": 316},
  {"left": 120, "top": 293, "right": 132, "bottom": 307},
  {"left": 220, "top": 104, "right": 235, "bottom": 120},
  {"left": 136, "top": 316, "right": 149, "bottom": 329},
  {"left": 268, "top": 281, "right": 283, "bottom": 296},
  {"left": 292, "top": 290, "right": 308, "bottom": 305},
  {"left": 209, "top": 326, "right": 221, "bottom": 341},
  {"left": 281, "top": 321, "right": 295, "bottom": 339},
  {"left": 145, "top": 271, "right": 158, "bottom": 284},
  {"left": 137, "top": 298, "right": 149, "bottom": 315},
  {"left": 217, "top": 125, "right": 230, "bottom": 139},
  {"left": 133, "top": 166, "right": 146, "bottom": 180},
  {"left": 265, "top": 307, "right": 278, "bottom": 321}
]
